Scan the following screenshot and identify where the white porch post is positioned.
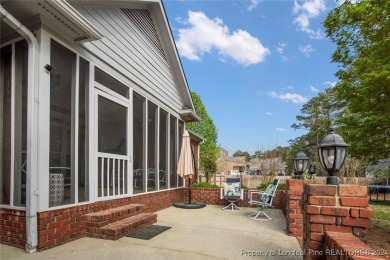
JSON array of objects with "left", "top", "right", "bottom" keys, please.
[{"left": 0, "top": 6, "right": 40, "bottom": 254}]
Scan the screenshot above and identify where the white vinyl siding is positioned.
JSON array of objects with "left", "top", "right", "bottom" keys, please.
[{"left": 75, "top": 6, "right": 183, "bottom": 113}]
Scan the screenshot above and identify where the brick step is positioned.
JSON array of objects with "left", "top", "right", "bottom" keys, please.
[
  {"left": 87, "top": 212, "right": 157, "bottom": 240},
  {"left": 85, "top": 204, "right": 144, "bottom": 225}
]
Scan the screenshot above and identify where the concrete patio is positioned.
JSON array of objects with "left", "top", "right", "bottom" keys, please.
[{"left": 1, "top": 205, "right": 303, "bottom": 259}]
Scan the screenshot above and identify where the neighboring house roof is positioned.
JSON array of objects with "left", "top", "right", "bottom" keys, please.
[
  {"left": 366, "top": 159, "right": 390, "bottom": 175},
  {"left": 187, "top": 129, "right": 204, "bottom": 143},
  {"left": 1, "top": 0, "right": 199, "bottom": 122},
  {"left": 227, "top": 156, "right": 246, "bottom": 163}
]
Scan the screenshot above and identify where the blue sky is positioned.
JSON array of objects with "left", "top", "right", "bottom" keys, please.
[{"left": 163, "top": 0, "right": 340, "bottom": 156}]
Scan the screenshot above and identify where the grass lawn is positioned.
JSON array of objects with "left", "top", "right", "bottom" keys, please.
[{"left": 366, "top": 198, "right": 390, "bottom": 259}]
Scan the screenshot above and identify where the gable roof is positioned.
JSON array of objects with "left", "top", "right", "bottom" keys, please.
[
  {"left": 1, "top": 0, "right": 199, "bottom": 122},
  {"left": 70, "top": 0, "right": 199, "bottom": 122}
]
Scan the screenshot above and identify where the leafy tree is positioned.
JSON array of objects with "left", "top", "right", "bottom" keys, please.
[
  {"left": 290, "top": 88, "right": 346, "bottom": 166},
  {"left": 324, "top": 0, "right": 390, "bottom": 162},
  {"left": 233, "top": 150, "right": 251, "bottom": 162},
  {"left": 252, "top": 150, "right": 263, "bottom": 159},
  {"left": 186, "top": 92, "right": 219, "bottom": 182}
]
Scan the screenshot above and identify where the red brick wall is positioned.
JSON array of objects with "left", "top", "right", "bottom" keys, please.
[
  {"left": 302, "top": 184, "right": 375, "bottom": 260},
  {"left": 37, "top": 188, "right": 185, "bottom": 250},
  {"left": 188, "top": 188, "right": 284, "bottom": 209},
  {"left": 286, "top": 179, "right": 316, "bottom": 237},
  {"left": 325, "top": 232, "right": 387, "bottom": 260},
  {"left": 0, "top": 208, "right": 26, "bottom": 248}
]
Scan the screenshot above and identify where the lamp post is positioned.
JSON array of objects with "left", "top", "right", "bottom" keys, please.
[
  {"left": 293, "top": 151, "right": 309, "bottom": 179},
  {"left": 318, "top": 128, "right": 349, "bottom": 185}
]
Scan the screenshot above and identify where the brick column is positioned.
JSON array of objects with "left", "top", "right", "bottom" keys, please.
[
  {"left": 302, "top": 184, "right": 373, "bottom": 259},
  {"left": 286, "top": 179, "right": 316, "bottom": 238}
]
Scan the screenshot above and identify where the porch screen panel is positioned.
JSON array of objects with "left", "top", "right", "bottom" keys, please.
[
  {"left": 170, "top": 115, "right": 177, "bottom": 188},
  {"left": 178, "top": 120, "right": 184, "bottom": 187},
  {"left": 78, "top": 58, "right": 89, "bottom": 202},
  {"left": 159, "top": 109, "right": 168, "bottom": 190},
  {"left": 0, "top": 45, "right": 12, "bottom": 205},
  {"left": 147, "top": 102, "right": 157, "bottom": 191},
  {"left": 13, "top": 40, "right": 28, "bottom": 206},
  {"left": 49, "top": 41, "right": 76, "bottom": 206},
  {"left": 97, "top": 96, "right": 127, "bottom": 197},
  {"left": 95, "top": 67, "right": 129, "bottom": 98},
  {"left": 98, "top": 96, "right": 127, "bottom": 155},
  {"left": 133, "top": 92, "right": 145, "bottom": 194}
]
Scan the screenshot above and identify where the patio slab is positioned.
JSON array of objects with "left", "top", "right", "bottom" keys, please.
[{"left": 0, "top": 205, "right": 303, "bottom": 259}]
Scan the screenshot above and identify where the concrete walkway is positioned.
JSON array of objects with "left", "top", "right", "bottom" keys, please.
[{"left": 0, "top": 205, "right": 303, "bottom": 259}]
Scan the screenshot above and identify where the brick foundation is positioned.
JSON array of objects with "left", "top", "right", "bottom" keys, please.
[
  {"left": 302, "top": 184, "right": 378, "bottom": 260},
  {"left": 37, "top": 188, "right": 185, "bottom": 250},
  {"left": 1, "top": 188, "right": 185, "bottom": 250},
  {"left": 0, "top": 208, "right": 26, "bottom": 248}
]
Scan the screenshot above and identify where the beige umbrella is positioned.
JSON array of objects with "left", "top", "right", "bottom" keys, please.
[{"left": 177, "top": 130, "right": 195, "bottom": 203}]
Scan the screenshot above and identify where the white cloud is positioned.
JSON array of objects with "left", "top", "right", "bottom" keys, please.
[
  {"left": 269, "top": 91, "right": 308, "bottom": 104},
  {"left": 310, "top": 86, "right": 319, "bottom": 92},
  {"left": 324, "top": 81, "right": 337, "bottom": 87},
  {"left": 276, "top": 42, "right": 287, "bottom": 61},
  {"left": 282, "top": 85, "right": 294, "bottom": 90},
  {"left": 175, "top": 11, "right": 270, "bottom": 66},
  {"left": 266, "top": 112, "right": 273, "bottom": 116},
  {"left": 293, "top": 0, "right": 326, "bottom": 39},
  {"left": 299, "top": 44, "right": 315, "bottom": 57},
  {"left": 246, "top": 0, "right": 262, "bottom": 11},
  {"left": 276, "top": 127, "right": 286, "bottom": 132}
]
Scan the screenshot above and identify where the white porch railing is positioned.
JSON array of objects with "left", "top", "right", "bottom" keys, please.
[{"left": 97, "top": 153, "right": 128, "bottom": 198}]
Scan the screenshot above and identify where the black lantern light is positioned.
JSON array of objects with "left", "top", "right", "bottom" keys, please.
[
  {"left": 318, "top": 128, "right": 349, "bottom": 185},
  {"left": 308, "top": 164, "right": 316, "bottom": 179},
  {"left": 293, "top": 151, "right": 309, "bottom": 179}
]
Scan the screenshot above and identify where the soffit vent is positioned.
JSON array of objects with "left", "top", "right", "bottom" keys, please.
[
  {"left": 37, "top": 2, "right": 84, "bottom": 39},
  {"left": 121, "top": 8, "right": 166, "bottom": 60}
]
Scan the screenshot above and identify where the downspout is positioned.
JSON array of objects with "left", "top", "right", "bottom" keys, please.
[{"left": 0, "top": 5, "right": 40, "bottom": 253}]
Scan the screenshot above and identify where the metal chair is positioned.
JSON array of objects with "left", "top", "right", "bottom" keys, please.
[
  {"left": 220, "top": 177, "right": 244, "bottom": 211},
  {"left": 248, "top": 179, "right": 280, "bottom": 220}
]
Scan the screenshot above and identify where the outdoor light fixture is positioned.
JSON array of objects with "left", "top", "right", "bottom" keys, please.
[
  {"left": 293, "top": 151, "right": 309, "bottom": 179},
  {"left": 308, "top": 164, "right": 316, "bottom": 179},
  {"left": 318, "top": 128, "right": 349, "bottom": 185}
]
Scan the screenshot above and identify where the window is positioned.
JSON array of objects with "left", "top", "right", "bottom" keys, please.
[
  {"left": 133, "top": 91, "right": 145, "bottom": 193},
  {"left": 49, "top": 40, "right": 90, "bottom": 206},
  {"left": 49, "top": 40, "right": 76, "bottom": 206},
  {"left": 98, "top": 96, "right": 127, "bottom": 155},
  {"left": 178, "top": 120, "right": 184, "bottom": 187},
  {"left": 170, "top": 115, "right": 177, "bottom": 188},
  {"left": 78, "top": 58, "right": 89, "bottom": 202},
  {"left": 147, "top": 101, "right": 158, "bottom": 191},
  {"left": 159, "top": 109, "right": 168, "bottom": 190},
  {"left": 95, "top": 67, "right": 129, "bottom": 98},
  {"left": 0, "top": 40, "right": 28, "bottom": 206},
  {"left": 1, "top": 45, "right": 12, "bottom": 205}
]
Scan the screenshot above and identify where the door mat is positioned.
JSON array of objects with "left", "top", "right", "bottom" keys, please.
[{"left": 127, "top": 225, "right": 171, "bottom": 240}]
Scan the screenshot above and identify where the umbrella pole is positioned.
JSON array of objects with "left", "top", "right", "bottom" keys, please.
[{"left": 188, "top": 178, "right": 192, "bottom": 204}]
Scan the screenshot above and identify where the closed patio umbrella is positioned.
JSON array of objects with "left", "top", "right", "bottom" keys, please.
[{"left": 177, "top": 130, "right": 195, "bottom": 204}]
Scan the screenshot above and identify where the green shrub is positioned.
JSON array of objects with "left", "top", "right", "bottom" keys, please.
[
  {"left": 256, "top": 182, "right": 286, "bottom": 190},
  {"left": 189, "top": 182, "right": 219, "bottom": 188}
]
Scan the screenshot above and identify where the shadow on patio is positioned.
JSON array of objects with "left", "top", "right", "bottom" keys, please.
[{"left": 1, "top": 205, "right": 302, "bottom": 260}]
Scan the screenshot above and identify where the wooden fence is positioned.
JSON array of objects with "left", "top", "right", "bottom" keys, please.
[{"left": 199, "top": 175, "right": 381, "bottom": 188}]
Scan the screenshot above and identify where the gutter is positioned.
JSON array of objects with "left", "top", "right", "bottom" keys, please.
[{"left": 0, "top": 5, "right": 40, "bottom": 254}]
